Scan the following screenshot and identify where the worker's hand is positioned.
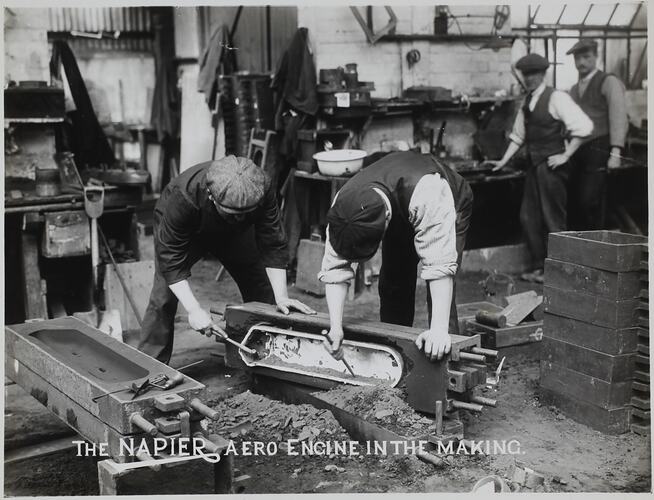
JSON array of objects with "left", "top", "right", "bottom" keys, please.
[
  {"left": 187, "top": 306, "right": 212, "bottom": 332},
  {"left": 482, "top": 160, "right": 506, "bottom": 173},
  {"left": 547, "top": 153, "right": 569, "bottom": 169},
  {"left": 608, "top": 149, "right": 622, "bottom": 169},
  {"left": 321, "top": 328, "right": 344, "bottom": 360},
  {"left": 276, "top": 297, "right": 316, "bottom": 315},
  {"left": 415, "top": 328, "right": 452, "bottom": 361}
]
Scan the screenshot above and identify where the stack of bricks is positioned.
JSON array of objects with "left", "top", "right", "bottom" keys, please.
[{"left": 539, "top": 231, "right": 648, "bottom": 434}]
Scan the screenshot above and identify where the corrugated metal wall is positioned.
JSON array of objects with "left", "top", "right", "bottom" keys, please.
[
  {"left": 48, "top": 7, "right": 152, "bottom": 32},
  {"left": 48, "top": 7, "right": 153, "bottom": 52}
]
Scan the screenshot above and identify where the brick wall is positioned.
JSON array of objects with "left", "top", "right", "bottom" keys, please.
[
  {"left": 298, "top": 6, "right": 515, "bottom": 153},
  {"left": 299, "top": 6, "right": 513, "bottom": 98},
  {"left": 4, "top": 7, "right": 51, "bottom": 84}
]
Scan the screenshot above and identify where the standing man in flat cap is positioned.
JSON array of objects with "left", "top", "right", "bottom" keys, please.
[
  {"left": 487, "top": 53, "right": 593, "bottom": 283},
  {"left": 319, "top": 151, "right": 473, "bottom": 361},
  {"left": 567, "top": 38, "right": 629, "bottom": 229},
  {"left": 140, "top": 155, "right": 314, "bottom": 364}
]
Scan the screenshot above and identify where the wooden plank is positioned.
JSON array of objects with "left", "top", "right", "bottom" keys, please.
[
  {"left": 501, "top": 293, "right": 542, "bottom": 326},
  {"left": 544, "top": 258, "right": 642, "bottom": 300},
  {"left": 21, "top": 231, "right": 47, "bottom": 320},
  {"left": 98, "top": 454, "right": 233, "bottom": 494},
  {"left": 540, "top": 337, "right": 635, "bottom": 382},
  {"left": 544, "top": 285, "right": 639, "bottom": 329},
  {"left": 103, "top": 260, "right": 154, "bottom": 331},
  {"left": 539, "top": 361, "right": 633, "bottom": 410},
  {"left": 547, "top": 231, "right": 647, "bottom": 272},
  {"left": 466, "top": 319, "right": 543, "bottom": 348},
  {"left": 631, "top": 396, "right": 650, "bottom": 410},
  {"left": 539, "top": 387, "right": 631, "bottom": 434},
  {"left": 6, "top": 356, "right": 138, "bottom": 463},
  {"left": 4, "top": 436, "right": 78, "bottom": 465},
  {"left": 6, "top": 317, "right": 206, "bottom": 434},
  {"left": 542, "top": 313, "right": 638, "bottom": 355}
]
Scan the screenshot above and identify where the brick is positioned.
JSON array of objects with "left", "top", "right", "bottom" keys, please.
[
  {"left": 547, "top": 231, "right": 647, "bottom": 272},
  {"left": 539, "top": 388, "right": 631, "bottom": 434},
  {"left": 543, "top": 312, "right": 638, "bottom": 355},
  {"left": 544, "top": 285, "right": 639, "bottom": 329},
  {"left": 540, "top": 337, "right": 635, "bottom": 382},
  {"left": 544, "top": 258, "right": 642, "bottom": 300},
  {"left": 540, "top": 361, "right": 632, "bottom": 410}
]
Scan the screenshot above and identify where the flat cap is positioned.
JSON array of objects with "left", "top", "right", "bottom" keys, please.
[
  {"left": 206, "top": 155, "right": 268, "bottom": 213},
  {"left": 515, "top": 53, "right": 549, "bottom": 72},
  {"left": 566, "top": 38, "right": 598, "bottom": 55},
  {"left": 327, "top": 187, "right": 387, "bottom": 261}
]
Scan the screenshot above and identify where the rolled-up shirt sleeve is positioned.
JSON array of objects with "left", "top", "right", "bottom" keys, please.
[
  {"left": 254, "top": 187, "right": 289, "bottom": 269},
  {"left": 155, "top": 188, "right": 199, "bottom": 285},
  {"left": 409, "top": 174, "right": 458, "bottom": 281},
  {"left": 318, "top": 225, "right": 356, "bottom": 284},
  {"left": 508, "top": 105, "right": 527, "bottom": 146},
  {"left": 549, "top": 90, "right": 593, "bottom": 138}
]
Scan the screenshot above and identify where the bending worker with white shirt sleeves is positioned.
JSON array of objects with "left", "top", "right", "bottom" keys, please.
[
  {"left": 487, "top": 53, "right": 593, "bottom": 284},
  {"left": 318, "top": 151, "right": 473, "bottom": 361}
]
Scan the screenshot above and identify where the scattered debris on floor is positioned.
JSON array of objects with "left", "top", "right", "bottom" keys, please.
[
  {"left": 208, "top": 390, "right": 349, "bottom": 442},
  {"left": 317, "top": 384, "right": 434, "bottom": 436}
]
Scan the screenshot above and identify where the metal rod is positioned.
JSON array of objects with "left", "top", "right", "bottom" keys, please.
[
  {"left": 629, "top": 3, "right": 643, "bottom": 29},
  {"left": 135, "top": 449, "right": 161, "bottom": 471},
  {"left": 189, "top": 398, "right": 220, "bottom": 421},
  {"left": 470, "top": 347, "right": 499, "bottom": 358},
  {"left": 451, "top": 400, "right": 484, "bottom": 412},
  {"left": 458, "top": 352, "right": 486, "bottom": 363},
  {"left": 607, "top": 4, "right": 619, "bottom": 26},
  {"left": 581, "top": 4, "right": 593, "bottom": 26},
  {"left": 341, "top": 357, "right": 356, "bottom": 377},
  {"left": 130, "top": 413, "right": 158, "bottom": 436},
  {"left": 174, "top": 360, "right": 204, "bottom": 372},
  {"left": 435, "top": 400, "right": 444, "bottom": 436},
  {"left": 471, "top": 395, "right": 497, "bottom": 407}
]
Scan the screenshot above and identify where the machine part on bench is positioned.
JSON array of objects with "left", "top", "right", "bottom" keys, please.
[{"left": 239, "top": 324, "right": 404, "bottom": 387}]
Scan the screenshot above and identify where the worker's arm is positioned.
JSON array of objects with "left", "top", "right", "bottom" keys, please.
[
  {"left": 155, "top": 189, "right": 210, "bottom": 331},
  {"left": 416, "top": 277, "right": 454, "bottom": 360},
  {"left": 322, "top": 282, "right": 349, "bottom": 359},
  {"left": 547, "top": 91, "right": 594, "bottom": 169},
  {"left": 602, "top": 75, "right": 629, "bottom": 168},
  {"left": 265, "top": 267, "right": 315, "bottom": 315},
  {"left": 169, "top": 280, "right": 213, "bottom": 331},
  {"left": 318, "top": 224, "right": 356, "bottom": 358},
  {"left": 485, "top": 107, "right": 525, "bottom": 171},
  {"left": 410, "top": 175, "right": 459, "bottom": 360}
]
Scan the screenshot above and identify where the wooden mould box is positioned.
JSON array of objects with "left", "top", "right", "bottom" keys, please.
[{"left": 5, "top": 317, "right": 206, "bottom": 436}]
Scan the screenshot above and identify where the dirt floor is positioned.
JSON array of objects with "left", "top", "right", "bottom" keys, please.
[{"left": 4, "top": 256, "right": 652, "bottom": 495}]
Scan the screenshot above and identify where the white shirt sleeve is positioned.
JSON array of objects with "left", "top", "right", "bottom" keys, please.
[
  {"left": 408, "top": 174, "right": 458, "bottom": 281},
  {"left": 317, "top": 225, "right": 356, "bottom": 284},
  {"left": 549, "top": 90, "right": 594, "bottom": 138}
]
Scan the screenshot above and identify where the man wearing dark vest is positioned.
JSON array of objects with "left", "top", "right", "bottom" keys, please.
[
  {"left": 567, "top": 38, "right": 629, "bottom": 229},
  {"left": 487, "top": 53, "right": 593, "bottom": 283},
  {"left": 318, "top": 151, "right": 473, "bottom": 361},
  {"left": 139, "top": 155, "right": 314, "bottom": 364}
]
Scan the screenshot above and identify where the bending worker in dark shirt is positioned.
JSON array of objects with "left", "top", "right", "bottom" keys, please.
[
  {"left": 319, "top": 152, "right": 473, "bottom": 361},
  {"left": 139, "top": 155, "right": 314, "bottom": 364}
]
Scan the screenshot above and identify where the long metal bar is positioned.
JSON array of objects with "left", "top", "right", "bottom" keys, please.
[
  {"left": 556, "top": 5, "right": 567, "bottom": 25},
  {"left": 581, "top": 4, "right": 593, "bottom": 25},
  {"left": 514, "top": 24, "right": 646, "bottom": 32},
  {"left": 629, "top": 2, "right": 643, "bottom": 29},
  {"left": 607, "top": 4, "right": 619, "bottom": 26}
]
